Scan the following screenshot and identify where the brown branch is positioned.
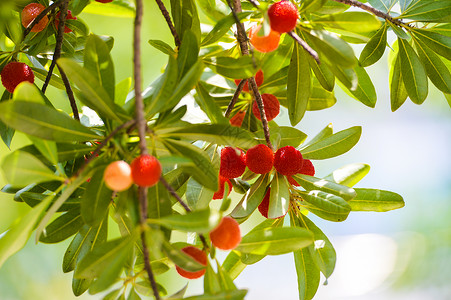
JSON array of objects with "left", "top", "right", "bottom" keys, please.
[
  {"left": 22, "top": 1, "right": 62, "bottom": 39},
  {"left": 330, "top": 0, "right": 406, "bottom": 27},
  {"left": 134, "top": 0, "right": 160, "bottom": 299},
  {"left": 159, "top": 177, "right": 209, "bottom": 250},
  {"left": 225, "top": 79, "right": 246, "bottom": 118},
  {"left": 249, "top": 78, "right": 273, "bottom": 150},
  {"left": 154, "top": 0, "right": 181, "bottom": 47},
  {"left": 42, "top": 0, "right": 69, "bottom": 94},
  {"left": 287, "top": 31, "right": 320, "bottom": 64},
  {"left": 57, "top": 65, "right": 79, "bottom": 120}
]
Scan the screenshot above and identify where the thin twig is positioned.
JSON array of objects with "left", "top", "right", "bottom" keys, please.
[
  {"left": 330, "top": 0, "right": 407, "bottom": 27},
  {"left": 154, "top": 0, "right": 181, "bottom": 47},
  {"left": 225, "top": 79, "right": 246, "bottom": 118},
  {"left": 57, "top": 65, "right": 79, "bottom": 120},
  {"left": 42, "top": 0, "right": 69, "bottom": 94},
  {"left": 287, "top": 31, "right": 320, "bottom": 64},
  {"left": 22, "top": 1, "right": 63, "bottom": 39},
  {"left": 134, "top": 0, "right": 160, "bottom": 298}
]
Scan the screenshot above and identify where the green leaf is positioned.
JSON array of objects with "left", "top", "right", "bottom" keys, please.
[
  {"left": 204, "top": 263, "right": 222, "bottom": 295},
  {"left": 58, "top": 58, "right": 127, "bottom": 122},
  {"left": 171, "top": 0, "right": 201, "bottom": 42},
  {"left": 231, "top": 174, "right": 269, "bottom": 219},
  {"left": 324, "top": 163, "right": 371, "bottom": 187},
  {"left": 398, "top": 38, "right": 428, "bottom": 104},
  {"left": 401, "top": 1, "right": 451, "bottom": 22},
  {"left": 162, "top": 241, "right": 206, "bottom": 272},
  {"left": 182, "top": 290, "right": 247, "bottom": 300},
  {"left": 39, "top": 208, "right": 83, "bottom": 243},
  {"left": 84, "top": 34, "right": 115, "bottom": 101},
  {"left": 178, "top": 30, "right": 200, "bottom": 79},
  {"left": 359, "top": 23, "right": 388, "bottom": 67},
  {"left": 314, "top": 12, "right": 381, "bottom": 33},
  {"left": 203, "top": 56, "right": 257, "bottom": 79},
  {"left": 81, "top": 167, "right": 113, "bottom": 226},
  {"left": 162, "top": 139, "right": 218, "bottom": 191},
  {"left": 1, "top": 151, "right": 63, "bottom": 187},
  {"left": 0, "top": 192, "right": 54, "bottom": 268},
  {"left": 222, "top": 251, "right": 247, "bottom": 280},
  {"left": 301, "top": 126, "right": 361, "bottom": 160},
  {"left": 309, "top": 30, "right": 356, "bottom": 67},
  {"left": 389, "top": 22, "right": 409, "bottom": 40},
  {"left": 390, "top": 53, "right": 409, "bottom": 112},
  {"left": 414, "top": 38, "right": 451, "bottom": 94},
  {"left": 148, "top": 39, "right": 176, "bottom": 57},
  {"left": 268, "top": 172, "right": 291, "bottom": 219},
  {"left": 307, "top": 82, "right": 337, "bottom": 111},
  {"left": 303, "top": 123, "right": 333, "bottom": 148},
  {"left": 195, "top": 82, "right": 228, "bottom": 125},
  {"left": 327, "top": 62, "right": 357, "bottom": 90},
  {"left": 287, "top": 41, "right": 311, "bottom": 126},
  {"left": 0, "top": 101, "right": 99, "bottom": 141},
  {"left": 341, "top": 65, "right": 377, "bottom": 107},
  {"left": 297, "top": 190, "right": 351, "bottom": 222},
  {"left": 308, "top": 55, "right": 335, "bottom": 92},
  {"left": 82, "top": 1, "right": 135, "bottom": 18},
  {"left": 348, "top": 188, "right": 405, "bottom": 212},
  {"left": 412, "top": 29, "right": 451, "bottom": 61},
  {"left": 158, "top": 124, "right": 257, "bottom": 149},
  {"left": 75, "top": 234, "right": 137, "bottom": 279},
  {"left": 256, "top": 126, "right": 308, "bottom": 148},
  {"left": 27, "top": 136, "right": 59, "bottom": 167},
  {"left": 292, "top": 174, "right": 357, "bottom": 201},
  {"left": 201, "top": 12, "right": 251, "bottom": 46},
  {"left": 368, "top": 0, "right": 397, "bottom": 13},
  {"left": 235, "top": 227, "right": 314, "bottom": 255},
  {"left": 150, "top": 209, "right": 221, "bottom": 233}
]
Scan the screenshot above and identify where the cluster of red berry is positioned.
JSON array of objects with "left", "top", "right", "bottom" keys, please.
[
  {"left": 249, "top": 0, "right": 299, "bottom": 53},
  {"left": 230, "top": 69, "right": 281, "bottom": 127},
  {"left": 216, "top": 145, "right": 315, "bottom": 218}
]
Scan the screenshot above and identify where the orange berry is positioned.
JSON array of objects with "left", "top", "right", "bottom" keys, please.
[
  {"left": 1, "top": 62, "right": 35, "bottom": 93},
  {"left": 229, "top": 110, "right": 246, "bottom": 127},
  {"left": 175, "top": 246, "right": 208, "bottom": 279},
  {"left": 209, "top": 216, "right": 241, "bottom": 250},
  {"left": 21, "top": 3, "right": 48, "bottom": 33},
  {"left": 130, "top": 154, "right": 162, "bottom": 187},
  {"left": 213, "top": 176, "right": 233, "bottom": 200},
  {"left": 252, "top": 93, "right": 280, "bottom": 122},
  {"left": 248, "top": 24, "right": 280, "bottom": 53},
  {"left": 103, "top": 161, "right": 133, "bottom": 192},
  {"left": 234, "top": 69, "right": 264, "bottom": 92},
  {"left": 246, "top": 144, "right": 274, "bottom": 174},
  {"left": 55, "top": 10, "right": 77, "bottom": 33}
]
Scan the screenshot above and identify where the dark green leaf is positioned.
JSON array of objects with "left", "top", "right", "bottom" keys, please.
[
  {"left": 231, "top": 174, "right": 269, "bottom": 219},
  {"left": 401, "top": 1, "right": 451, "bottom": 22},
  {"left": 292, "top": 174, "right": 357, "bottom": 201},
  {"left": 309, "top": 30, "right": 356, "bottom": 67},
  {"left": 162, "top": 241, "right": 206, "bottom": 272},
  {"left": 327, "top": 62, "right": 357, "bottom": 90},
  {"left": 340, "top": 65, "right": 377, "bottom": 107},
  {"left": 178, "top": 30, "right": 200, "bottom": 79},
  {"left": 203, "top": 56, "right": 257, "bottom": 79},
  {"left": 390, "top": 53, "right": 409, "bottom": 112},
  {"left": 195, "top": 82, "right": 228, "bottom": 125},
  {"left": 412, "top": 29, "right": 451, "bottom": 61},
  {"left": 359, "top": 23, "right": 388, "bottom": 67},
  {"left": 296, "top": 191, "right": 351, "bottom": 222},
  {"left": 148, "top": 39, "right": 176, "bottom": 56},
  {"left": 368, "top": 0, "right": 397, "bottom": 13},
  {"left": 201, "top": 12, "right": 251, "bottom": 46},
  {"left": 256, "top": 126, "right": 308, "bottom": 148},
  {"left": 39, "top": 208, "right": 83, "bottom": 243},
  {"left": 150, "top": 209, "right": 221, "bottom": 233},
  {"left": 389, "top": 22, "right": 409, "bottom": 40},
  {"left": 348, "top": 188, "right": 405, "bottom": 212},
  {"left": 301, "top": 126, "right": 361, "bottom": 160}
]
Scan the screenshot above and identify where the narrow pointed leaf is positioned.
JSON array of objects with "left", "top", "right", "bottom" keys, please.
[
  {"left": 412, "top": 29, "right": 451, "bottom": 61},
  {"left": 307, "top": 83, "right": 336, "bottom": 111},
  {"left": 255, "top": 126, "right": 308, "bottom": 148},
  {"left": 39, "top": 208, "right": 83, "bottom": 243},
  {"left": 162, "top": 241, "right": 206, "bottom": 272},
  {"left": 359, "top": 23, "right": 388, "bottom": 67},
  {"left": 231, "top": 174, "right": 269, "bottom": 219},
  {"left": 390, "top": 54, "right": 409, "bottom": 111},
  {"left": 401, "top": 1, "right": 451, "bottom": 22},
  {"left": 292, "top": 174, "right": 357, "bottom": 200},
  {"left": 150, "top": 209, "right": 221, "bottom": 233},
  {"left": 268, "top": 172, "right": 291, "bottom": 219},
  {"left": 309, "top": 30, "right": 356, "bottom": 67},
  {"left": 195, "top": 82, "right": 228, "bottom": 125},
  {"left": 348, "top": 188, "right": 405, "bottom": 212},
  {"left": 324, "top": 163, "right": 371, "bottom": 187},
  {"left": 314, "top": 12, "right": 381, "bottom": 33},
  {"left": 203, "top": 56, "right": 256, "bottom": 79},
  {"left": 303, "top": 123, "right": 333, "bottom": 148},
  {"left": 341, "top": 65, "right": 377, "bottom": 107},
  {"left": 297, "top": 190, "right": 351, "bottom": 222}
]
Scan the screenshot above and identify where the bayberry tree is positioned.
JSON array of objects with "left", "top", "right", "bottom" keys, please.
[{"left": 0, "top": 0, "right": 450, "bottom": 299}]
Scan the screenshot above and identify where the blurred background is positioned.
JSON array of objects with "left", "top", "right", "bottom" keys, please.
[{"left": 0, "top": 1, "right": 450, "bottom": 299}]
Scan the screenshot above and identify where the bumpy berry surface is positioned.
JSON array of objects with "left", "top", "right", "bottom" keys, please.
[
  {"left": 213, "top": 176, "right": 233, "bottom": 200},
  {"left": 175, "top": 246, "right": 207, "bottom": 279},
  {"left": 219, "top": 147, "right": 246, "bottom": 178},
  {"left": 234, "top": 69, "right": 264, "bottom": 92},
  {"left": 1, "top": 62, "right": 35, "bottom": 93},
  {"left": 104, "top": 161, "right": 133, "bottom": 192},
  {"left": 55, "top": 10, "right": 77, "bottom": 33},
  {"left": 229, "top": 110, "right": 246, "bottom": 127},
  {"left": 246, "top": 144, "right": 274, "bottom": 174},
  {"left": 268, "top": 1, "right": 299, "bottom": 33},
  {"left": 130, "top": 154, "right": 162, "bottom": 187},
  {"left": 209, "top": 216, "right": 241, "bottom": 250},
  {"left": 248, "top": 24, "right": 280, "bottom": 53},
  {"left": 299, "top": 159, "right": 315, "bottom": 176},
  {"left": 21, "top": 3, "right": 48, "bottom": 33},
  {"left": 252, "top": 93, "right": 280, "bottom": 122},
  {"left": 274, "top": 146, "right": 303, "bottom": 176}
]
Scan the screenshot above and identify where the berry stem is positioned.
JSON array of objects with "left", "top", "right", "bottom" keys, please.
[
  {"left": 154, "top": 0, "right": 181, "bottom": 47},
  {"left": 330, "top": 0, "right": 408, "bottom": 27},
  {"left": 225, "top": 79, "right": 246, "bottom": 118},
  {"left": 287, "top": 31, "right": 320, "bottom": 64},
  {"left": 134, "top": 0, "right": 160, "bottom": 298}
]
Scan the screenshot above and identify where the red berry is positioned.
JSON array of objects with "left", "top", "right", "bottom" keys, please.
[
  {"left": 274, "top": 146, "right": 303, "bottom": 176},
  {"left": 229, "top": 110, "right": 246, "bottom": 127},
  {"left": 234, "top": 69, "right": 264, "bottom": 92},
  {"left": 219, "top": 147, "right": 246, "bottom": 179},
  {"left": 95, "top": 0, "right": 114, "bottom": 3},
  {"left": 268, "top": 1, "right": 299, "bottom": 33},
  {"left": 21, "top": 3, "right": 48, "bottom": 33},
  {"left": 248, "top": 24, "right": 280, "bottom": 53},
  {"left": 287, "top": 175, "right": 300, "bottom": 186},
  {"left": 175, "top": 246, "right": 207, "bottom": 279},
  {"left": 252, "top": 93, "right": 280, "bottom": 122},
  {"left": 104, "top": 161, "right": 133, "bottom": 192},
  {"left": 258, "top": 188, "right": 287, "bottom": 219},
  {"left": 299, "top": 159, "right": 315, "bottom": 176},
  {"left": 209, "top": 216, "right": 241, "bottom": 250},
  {"left": 55, "top": 10, "right": 77, "bottom": 33},
  {"left": 1, "top": 62, "right": 35, "bottom": 93},
  {"left": 130, "top": 154, "right": 162, "bottom": 187},
  {"left": 246, "top": 144, "right": 274, "bottom": 174},
  {"left": 213, "top": 176, "right": 233, "bottom": 200}
]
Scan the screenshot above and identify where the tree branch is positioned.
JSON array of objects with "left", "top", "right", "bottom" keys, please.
[
  {"left": 330, "top": 0, "right": 407, "bottom": 27},
  {"left": 57, "top": 65, "right": 79, "bottom": 120},
  {"left": 225, "top": 79, "right": 246, "bottom": 118},
  {"left": 287, "top": 31, "right": 320, "bottom": 64},
  {"left": 249, "top": 77, "right": 273, "bottom": 150},
  {"left": 154, "top": 0, "right": 181, "bottom": 47}
]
